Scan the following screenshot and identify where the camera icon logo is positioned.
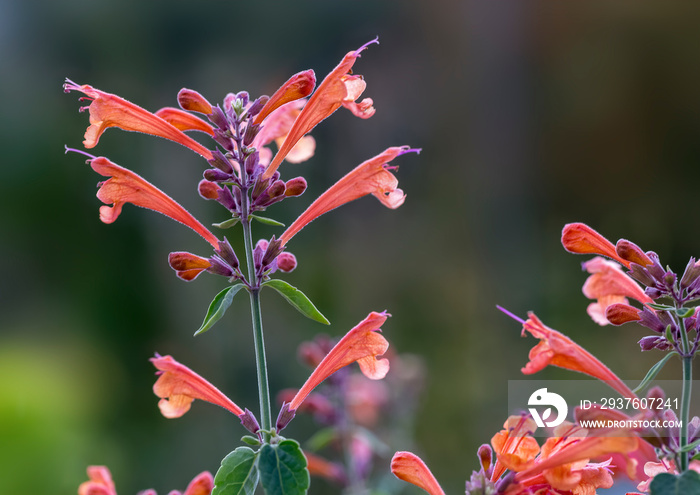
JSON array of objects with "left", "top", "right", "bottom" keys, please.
[{"left": 527, "top": 388, "right": 568, "bottom": 428}]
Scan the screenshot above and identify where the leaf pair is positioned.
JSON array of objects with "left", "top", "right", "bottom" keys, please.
[
  {"left": 212, "top": 440, "right": 309, "bottom": 495},
  {"left": 195, "top": 280, "right": 329, "bottom": 336}
]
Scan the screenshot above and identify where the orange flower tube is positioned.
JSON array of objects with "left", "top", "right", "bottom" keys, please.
[
  {"left": 390, "top": 452, "right": 445, "bottom": 495},
  {"left": 288, "top": 311, "right": 390, "bottom": 411},
  {"left": 279, "top": 146, "right": 416, "bottom": 246},
  {"left": 64, "top": 79, "right": 213, "bottom": 160},
  {"left": 90, "top": 157, "right": 219, "bottom": 248}
]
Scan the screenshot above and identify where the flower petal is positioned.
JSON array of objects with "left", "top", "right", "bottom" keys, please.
[
  {"left": 64, "top": 80, "right": 213, "bottom": 160},
  {"left": 262, "top": 40, "right": 378, "bottom": 180},
  {"left": 561, "top": 223, "right": 630, "bottom": 268},
  {"left": 78, "top": 466, "right": 117, "bottom": 495},
  {"left": 154, "top": 107, "right": 214, "bottom": 135},
  {"left": 288, "top": 311, "right": 390, "bottom": 411},
  {"left": 254, "top": 70, "right": 316, "bottom": 125},
  {"left": 168, "top": 252, "right": 212, "bottom": 281},
  {"left": 90, "top": 157, "right": 219, "bottom": 248},
  {"left": 390, "top": 452, "right": 445, "bottom": 495},
  {"left": 151, "top": 354, "right": 244, "bottom": 418},
  {"left": 279, "top": 147, "right": 415, "bottom": 246}
]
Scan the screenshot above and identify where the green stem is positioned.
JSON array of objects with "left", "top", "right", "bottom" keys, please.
[
  {"left": 678, "top": 315, "right": 692, "bottom": 471},
  {"left": 241, "top": 193, "right": 272, "bottom": 441}
]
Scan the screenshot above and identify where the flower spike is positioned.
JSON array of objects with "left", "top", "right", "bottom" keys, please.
[
  {"left": 89, "top": 157, "right": 219, "bottom": 248},
  {"left": 287, "top": 311, "right": 390, "bottom": 412},
  {"left": 390, "top": 452, "right": 445, "bottom": 495},
  {"left": 262, "top": 39, "right": 379, "bottom": 180},
  {"left": 151, "top": 354, "right": 245, "bottom": 418},
  {"left": 279, "top": 147, "right": 418, "bottom": 246},
  {"left": 64, "top": 80, "right": 213, "bottom": 160}
]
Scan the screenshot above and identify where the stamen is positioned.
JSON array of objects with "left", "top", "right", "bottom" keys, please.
[
  {"left": 496, "top": 305, "right": 526, "bottom": 324},
  {"left": 354, "top": 37, "right": 380, "bottom": 56},
  {"left": 64, "top": 146, "right": 96, "bottom": 160}
]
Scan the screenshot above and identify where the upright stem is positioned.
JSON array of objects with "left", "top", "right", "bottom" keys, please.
[
  {"left": 677, "top": 314, "right": 692, "bottom": 471},
  {"left": 241, "top": 182, "right": 272, "bottom": 441}
]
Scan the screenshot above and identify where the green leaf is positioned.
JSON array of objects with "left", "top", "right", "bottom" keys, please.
[
  {"left": 241, "top": 435, "right": 262, "bottom": 446},
  {"left": 263, "top": 280, "right": 329, "bottom": 325},
  {"left": 677, "top": 307, "right": 696, "bottom": 318},
  {"left": 212, "top": 447, "right": 260, "bottom": 495},
  {"left": 258, "top": 439, "right": 309, "bottom": 495},
  {"left": 213, "top": 218, "right": 240, "bottom": 229},
  {"left": 251, "top": 214, "right": 285, "bottom": 227},
  {"left": 195, "top": 284, "right": 247, "bottom": 336},
  {"left": 650, "top": 470, "right": 700, "bottom": 495},
  {"left": 649, "top": 303, "right": 675, "bottom": 311},
  {"left": 632, "top": 351, "right": 679, "bottom": 394}
]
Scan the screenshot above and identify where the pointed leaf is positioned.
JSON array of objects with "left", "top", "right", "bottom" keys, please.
[
  {"left": 212, "top": 446, "right": 260, "bottom": 495},
  {"left": 251, "top": 214, "right": 286, "bottom": 227},
  {"left": 632, "top": 351, "right": 679, "bottom": 394},
  {"left": 649, "top": 470, "right": 700, "bottom": 495},
  {"left": 263, "top": 280, "right": 329, "bottom": 325},
  {"left": 214, "top": 218, "right": 240, "bottom": 229},
  {"left": 196, "top": 284, "right": 247, "bottom": 336},
  {"left": 258, "top": 439, "right": 309, "bottom": 495}
]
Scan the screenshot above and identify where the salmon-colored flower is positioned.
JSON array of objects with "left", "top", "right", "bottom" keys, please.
[
  {"left": 154, "top": 107, "right": 214, "bottom": 135},
  {"left": 520, "top": 312, "right": 636, "bottom": 399},
  {"left": 262, "top": 39, "right": 378, "bottom": 180},
  {"left": 562, "top": 223, "right": 631, "bottom": 268},
  {"left": 89, "top": 156, "right": 219, "bottom": 248},
  {"left": 390, "top": 451, "right": 445, "bottom": 495},
  {"left": 490, "top": 415, "right": 541, "bottom": 481},
  {"left": 78, "top": 466, "right": 213, "bottom": 495},
  {"left": 304, "top": 451, "right": 347, "bottom": 485},
  {"left": 151, "top": 354, "right": 244, "bottom": 419},
  {"left": 581, "top": 257, "right": 652, "bottom": 325},
  {"left": 64, "top": 80, "right": 213, "bottom": 160},
  {"left": 168, "top": 252, "right": 212, "bottom": 281},
  {"left": 253, "top": 99, "right": 317, "bottom": 167},
  {"left": 79, "top": 466, "right": 116, "bottom": 495},
  {"left": 279, "top": 146, "right": 416, "bottom": 246},
  {"left": 287, "top": 311, "right": 390, "bottom": 412},
  {"left": 635, "top": 459, "right": 700, "bottom": 493},
  {"left": 254, "top": 70, "right": 316, "bottom": 125}
]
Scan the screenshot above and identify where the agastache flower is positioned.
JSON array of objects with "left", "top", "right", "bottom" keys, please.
[
  {"left": 502, "top": 309, "right": 637, "bottom": 399},
  {"left": 254, "top": 70, "right": 316, "bottom": 125},
  {"left": 561, "top": 223, "right": 653, "bottom": 269},
  {"left": 581, "top": 257, "right": 653, "bottom": 325},
  {"left": 279, "top": 147, "right": 418, "bottom": 246},
  {"left": 87, "top": 155, "right": 220, "bottom": 248},
  {"left": 78, "top": 466, "right": 213, "bottom": 495},
  {"left": 64, "top": 80, "right": 213, "bottom": 160},
  {"left": 390, "top": 452, "right": 445, "bottom": 495},
  {"left": 262, "top": 39, "right": 379, "bottom": 180},
  {"left": 151, "top": 354, "right": 245, "bottom": 419}
]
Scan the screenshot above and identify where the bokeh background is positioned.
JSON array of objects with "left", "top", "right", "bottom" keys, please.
[{"left": 3, "top": 1, "right": 700, "bottom": 494}]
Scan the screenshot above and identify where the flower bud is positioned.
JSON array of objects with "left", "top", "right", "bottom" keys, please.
[
  {"left": 605, "top": 303, "right": 641, "bottom": 325},
  {"left": 217, "top": 237, "right": 239, "bottom": 270},
  {"left": 615, "top": 239, "right": 653, "bottom": 267},
  {"left": 277, "top": 252, "right": 297, "bottom": 272},
  {"left": 177, "top": 88, "right": 213, "bottom": 114},
  {"left": 208, "top": 149, "right": 234, "bottom": 174},
  {"left": 285, "top": 177, "right": 307, "bottom": 197},
  {"left": 206, "top": 255, "right": 234, "bottom": 277},
  {"left": 198, "top": 179, "right": 220, "bottom": 200},
  {"left": 204, "top": 168, "right": 230, "bottom": 182},
  {"left": 245, "top": 151, "right": 260, "bottom": 176},
  {"left": 247, "top": 96, "right": 269, "bottom": 118},
  {"left": 243, "top": 123, "right": 261, "bottom": 147}
]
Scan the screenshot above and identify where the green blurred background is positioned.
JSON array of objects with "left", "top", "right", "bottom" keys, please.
[{"left": 3, "top": 1, "right": 700, "bottom": 494}]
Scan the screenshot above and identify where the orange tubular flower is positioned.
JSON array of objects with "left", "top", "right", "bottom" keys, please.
[
  {"left": 154, "top": 107, "right": 215, "bottom": 135},
  {"left": 254, "top": 69, "right": 316, "bottom": 125},
  {"left": 64, "top": 80, "right": 213, "bottom": 160},
  {"left": 279, "top": 146, "right": 415, "bottom": 246},
  {"left": 287, "top": 311, "right": 390, "bottom": 411},
  {"left": 262, "top": 39, "right": 378, "bottom": 180},
  {"left": 520, "top": 312, "right": 637, "bottom": 400},
  {"left": 90, "top": 157, "right": 219, "bottom": 248},
  {"left": 490, "top": 415, "right": 541, "bottom": 481},
  {"left": 390, "top": 452, "right": 446, "bottom": 495},
  {"left": 168, "top": 252, "right": 212, "bottom": 281},
  {"left": 581, "top": 257, "right": 652, "bottom": 325},
  {"left": 151, "top": 354, "right": 244, "bottom": 419},
  {"left": 78, "top": 466, "right": 213, "bottom": 495},
  {"left": 561, "top": 223, "right": 631, "bottom": 268}
]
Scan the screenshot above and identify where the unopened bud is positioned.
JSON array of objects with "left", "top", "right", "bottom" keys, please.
[
  {"left": 198, "top": 179, "right": 220, "bottom": 200},
  {"left": 277, "top": 252, "right": 297, "bottom": 272},
  {"left": 177, "top": 88, "right": 213, "bottom": 114},
  {"left": 284, "top": 177, "right": 307, "bottom": 197},
  {"left": 267, "top": 180, "right": 286, "bottom": 199},
  {"left": 615, "top": 239, "right": 653, "bottom": 267},
  {"left": 208, "top": 149, "right": 234, "bottom": 174},
  {"left": 247, "top": 96, "right": 269, "bottom": 117},
  {"left": 605, "top": 303, "right": 641, "bottom": 325},
  {"left": 245, "top": 151, "right": 260, "bottom": 176},
  {"left": 204, "top": 168, "right": 230, "bottom": 182}
]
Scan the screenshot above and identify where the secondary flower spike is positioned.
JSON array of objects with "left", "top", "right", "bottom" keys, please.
[
  {"left": 279, "top": 146, "right": 418, "bottom": 246},
  {"left": 89, "top": 156, "right": 220, "bottom": 248},
  {"left": 287, "top": 311, "right": 390, "bottom": 412},
  {"left": 151, "top": 354, "right": 244, "bottom": 419},
  {"left": 64, "top": 80, "right": 213, "bottom": 160},
  {"left": 262, "top": 39, "right": 379, "bottom": 180}
]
